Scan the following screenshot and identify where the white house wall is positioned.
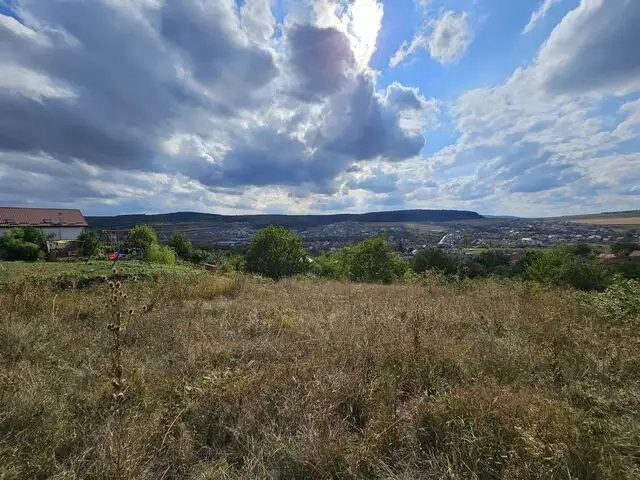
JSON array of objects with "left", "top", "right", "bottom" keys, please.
[{"left": 0, "top": 226, "right": 84, "bottom": 240}]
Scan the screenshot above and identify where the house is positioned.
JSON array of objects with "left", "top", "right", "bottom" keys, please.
[
  {"left": 630, "top": 250, "right": 640, "bottom": 260},
  {"left": 0, "top": 207, "right": 88, "bottom": 240},
  {"left": 598, "top": 252, "right": 617, "bottom": 261}
]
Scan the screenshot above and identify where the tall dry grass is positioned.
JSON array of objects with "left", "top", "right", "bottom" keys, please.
[{"left": 0, "top": 270, "right": 639, "bottom": 479}]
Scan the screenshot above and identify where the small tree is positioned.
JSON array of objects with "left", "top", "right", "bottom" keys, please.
[
  {"left": 0, "top": 228, "right": 45, "bottom": 261},
  {"left": 348, "top": 236, "right": 407, "bottom": 284},
  {"left": 168, "top": 232, "right": 193, "bottom": 260},
  {"left": 130, "top": 224, "right": 158, "bottom": 254},
  {"left": 245, "top": 226, "right": 308, "bottom": 280},
  {"left": 411, "top": 248, "right": 456, "bottom": 275}
]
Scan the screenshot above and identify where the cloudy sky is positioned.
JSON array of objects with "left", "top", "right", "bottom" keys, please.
[{"left": 0, "top": 0, "right": 638, "bottom": 216}]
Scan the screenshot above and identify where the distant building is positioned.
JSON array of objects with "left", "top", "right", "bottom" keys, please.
[
  {"left": 630, "top": 250, "right": 640, "bottom": 259},
  {"left": 598, "top": 253, "right": 617, "bottom": 261},
  {"left": 0, "top": 207, "right": 87, "bottom": 240}
]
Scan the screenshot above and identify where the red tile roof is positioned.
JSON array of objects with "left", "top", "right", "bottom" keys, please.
[
  {"left": 0, "top": 207, "right": 87, "bottom": 227},
  {"left": 630, "top": 250, "right": 640, "bottom": 258}
]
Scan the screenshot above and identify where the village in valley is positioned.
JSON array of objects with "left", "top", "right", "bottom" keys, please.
[{"left": 2, "top": 206, "right": 639, "bottom": 264}]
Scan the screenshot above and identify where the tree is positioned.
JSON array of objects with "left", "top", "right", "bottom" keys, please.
[
  {"left": 168, "top": 232, "right": 193, "bottom": 260},
  {"left": 477, "top": 250, "right": 510, "bottom": 272},
  {"left": 130, "top": 224, "right": 158, "bottom": 253},
  {"left": 0, "top": 228, "right": 44, "bottom": 261},
  {"left": 347, "top": 236, "right": 407, "bottom": 284},
  {"left": 245, "top": 226, "right": 308, "bottom": 280},
  {"left": 411, "top": 248, "right": 456, "bottom": 275},
  {"left": 77, "top": 230, "right": 102, "bottom": 256}
]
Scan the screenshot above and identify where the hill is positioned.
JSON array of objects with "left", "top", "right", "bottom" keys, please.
[{"left": 86, "top": 209, "right": 484, "bottom": 230}]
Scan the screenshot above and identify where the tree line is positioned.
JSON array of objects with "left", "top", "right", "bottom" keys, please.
[{"left": 2, "top": 224, "right": 639, "bottom": 292}]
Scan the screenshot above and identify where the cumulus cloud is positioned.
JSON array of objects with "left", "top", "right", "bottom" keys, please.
[
  {"left": 522, "top": 0, "right": 559, "bottom": 34},
  {"left": 536, "top": 0, "right": 640, "bottom": 95},
  {"left": 0, "top": 0, "right": 431, "bottom": 212},
  {"left": 390, "top": 11, "right": 470, "bottom": 67},
  {"left": 287, "top": 24, "right": 355, "bottom": 100}
]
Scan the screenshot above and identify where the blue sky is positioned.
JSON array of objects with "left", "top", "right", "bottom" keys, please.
[{"left": 0, "top": 0, "right": 639, "bottom": 216}]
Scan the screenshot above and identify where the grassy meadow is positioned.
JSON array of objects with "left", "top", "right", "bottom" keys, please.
[{"left": 1, "top": 262, "right": 639, "bottom": 479}]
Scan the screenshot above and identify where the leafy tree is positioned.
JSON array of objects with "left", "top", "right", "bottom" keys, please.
[
  {"left": 558, "top": 258, "right": 610, "bottom": 292},
  {"left": 522, "top": 249, "right": 570, "bottom": 284},
  {"left": 130, "top": 224, "right": 158, "bottom": 253},
  {"left": 477, "top": 250, "right": 510, "bottom": 272},
  {"left": 23, "top": 227, "right": 49, "bottom": 249},
  {"left": 245, "top": 226, "right": 308, "bottom": 280},
  {"left": 0, "top": 228, "right": 45, "bottom": 261},
  {"left": 456, "top": 258, "right": 487, "bottom": 279},
  {"left": 191, "top": 248, "right": 213, "bottom": 264},
  {"left": 347, "top": 236, "right": 407, "bottom": 284},
  {"left": 411, "top": 248, "right": 456, "bottom": 275},
  {"left": 168, "top": 232, "right": 194, "bottom": 260},
  {"left": 77, "top": 230, "right": 102, "bottom": 256}
]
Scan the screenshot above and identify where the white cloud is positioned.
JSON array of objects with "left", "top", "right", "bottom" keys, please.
[
  {"left": 390, "top": 11, "right": 470, "bottom": 67},
  {"left": 523, "top": 0, "right": 559, "bottom": 34}
]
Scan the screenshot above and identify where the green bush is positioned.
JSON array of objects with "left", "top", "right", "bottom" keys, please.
[
  {"left": 168, "top": 232, "right": 193, "bottom": 260},
  {"left": 411, "top": 248, "right": 456, "bottom": 275},
  {"left": 559, "top": 258, "right": 610, "bottom": 292},
  {"left": 346, "top": 236, "right": 407, "bottom": 284},
  {"left": 145, "top": 244, "right": 176, "bottom": 265},
  {"left": 130, "top": 224, "right": 158, "bottom": 253},
  {"left": 0, "top": 228, "right": 46, "bottom": 261},
  {"left": 584, "top": 277, "right": 640, "bottom": 320},
  {"left": 245, "top": 226, "right": 308, "bottom": 280},
  {"left": 191, "top": 248, "right": 213, "bottom": 264}
]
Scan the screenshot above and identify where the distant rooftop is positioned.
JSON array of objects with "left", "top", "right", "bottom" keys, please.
[{"left": 0, "top": 207, "right": 87, "bottom": 227}]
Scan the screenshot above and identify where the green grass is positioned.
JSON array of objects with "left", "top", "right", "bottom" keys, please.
[
  {"left": 1, "top": 263, "right": 639, "bottom": 478},
  {"left": 0, "top": 260, "right": 202, "bottom": 288}
]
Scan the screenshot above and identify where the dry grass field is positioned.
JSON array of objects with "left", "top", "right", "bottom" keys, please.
[{"left": 1, "top": 265, "right": 639, "bottom": 479}]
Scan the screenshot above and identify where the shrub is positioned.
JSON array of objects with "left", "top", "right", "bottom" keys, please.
[
  {"left": 558, "top": 258, "right": 610, "bottom": 292},
  {"left": 191, "top": 248, "right": 213, "bottom": 264},
  {"left": 145, "top": 244, "right": 176, "bottom": 265},
  {"left": 245, "top": 226, "right": 308, "bottom": 280},
  {"left": 587, "top": 277, "right": 640, "bottom": 320},
  {"left": 168, "top": 232, "right": 193, "bottom": 260},
  {"left": 347, "top": 236, "right": 407, "bottom": 284},
  {"left": 0, "top": 228, "right": 46, "bottom": 261}
]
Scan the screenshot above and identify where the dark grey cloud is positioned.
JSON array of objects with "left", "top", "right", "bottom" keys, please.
[
  {"left": 0, "top": 1, "right": 430, "bottom": 210},
  {"left": 0, "top": 0, "right": 275, "bottom": 172},
  {"left": 199, "top": 74, "right": 426, "bottom": 190},
  {"left": 287, "top": 24, "right": 355, "bottom": 100},
  {"left": 324, "top": 76, "right": 425, "bottom": 161},
  {"left": 539, "top": 0, "right": 640, "bottom": 94},
  {"left": 160, "top": 0, "right": 277, "bottom": 88}
]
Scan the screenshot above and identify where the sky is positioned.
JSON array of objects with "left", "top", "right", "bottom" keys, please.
[{"left": 0, "top": 0, "right": 639, "bottom": 217}]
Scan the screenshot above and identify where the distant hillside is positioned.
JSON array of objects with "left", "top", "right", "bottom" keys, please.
[{"left": 86, "top": 209, "right": 484, "bottom": 230}]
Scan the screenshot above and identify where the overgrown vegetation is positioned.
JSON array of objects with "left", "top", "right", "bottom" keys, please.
[
  {"left": 1, "top": 262, "right": 638, "bottom": 478},
  {"left": 0, "top": 227, "right": 49, "bottom": 261}
]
